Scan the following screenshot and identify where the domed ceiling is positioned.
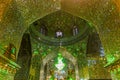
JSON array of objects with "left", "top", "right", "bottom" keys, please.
[{"left": 29, "top": 10, "right": 91, "bottom": 46}]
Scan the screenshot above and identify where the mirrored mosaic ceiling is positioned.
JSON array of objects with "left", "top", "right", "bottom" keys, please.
[
  {"left": 0, "top": 0, "right": 120, "bottom": 80},
  {"left": 29, "top": 10, "right": 91, "bottom": 46}
]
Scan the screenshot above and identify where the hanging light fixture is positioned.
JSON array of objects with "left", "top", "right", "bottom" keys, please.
[{"left": 55, "top": 53, "right": 65, "bottom": 70}]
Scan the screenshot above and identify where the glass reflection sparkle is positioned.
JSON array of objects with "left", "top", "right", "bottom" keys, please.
[{"left": 55, "top": 53, "right": 65, "bottom": 70}]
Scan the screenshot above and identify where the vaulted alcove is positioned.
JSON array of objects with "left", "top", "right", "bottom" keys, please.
[{"left": 0, "top": 0, "right": 120, "bottom": 80}]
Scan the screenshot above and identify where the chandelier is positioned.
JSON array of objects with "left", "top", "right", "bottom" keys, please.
[{"left": 55, "top": 53, "right": 65, "bottom": 70}]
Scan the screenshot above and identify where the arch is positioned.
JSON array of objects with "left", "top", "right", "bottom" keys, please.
[
  {"left": 0, "top": 0, "right": 120, "bottom": 79},
  {"left": 28, "top": 9, "right": 96, "bottom": 27},
  {"left": 39, "top": 47, "right": 80, "bottom": 80},
  {"left": 0, "top": 0, "right": 119, "bottom": 55}
]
